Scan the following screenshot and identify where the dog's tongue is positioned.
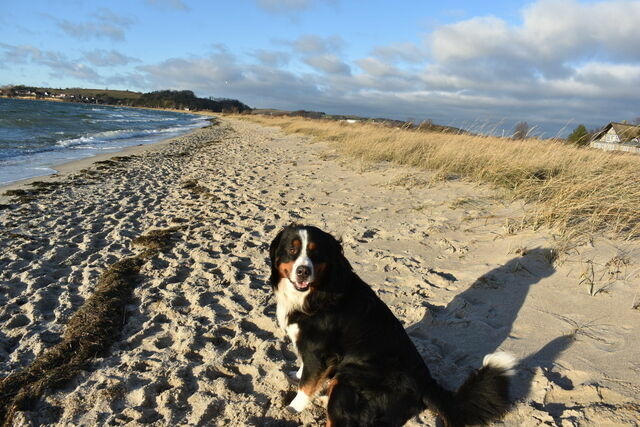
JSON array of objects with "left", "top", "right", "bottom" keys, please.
[{"left": 294, "top": 281, "right": 310, "bottom": 291}]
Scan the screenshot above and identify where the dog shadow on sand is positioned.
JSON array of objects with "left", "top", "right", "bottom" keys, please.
[{"left": 406, "top": 247, "right": 575, "bottom": 409}]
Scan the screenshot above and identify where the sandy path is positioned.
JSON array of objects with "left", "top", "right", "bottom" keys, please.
[{"left": 1, "top": 118, "right": 639, "bottom": 426}]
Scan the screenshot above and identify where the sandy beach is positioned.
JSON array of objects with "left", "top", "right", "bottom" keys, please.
[{"left": 1, "top": 118, "right": 639, "bottom": 426}]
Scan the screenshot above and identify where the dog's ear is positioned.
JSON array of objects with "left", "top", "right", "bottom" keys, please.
[
  {"left": 268, "top": 227, "right": 286, "bottom": 288},
  {"left": 269, "top": 228, "right": 284, "bottom": 266},
  {"left": 331, "top": 233, "right": 353, "bottom": 272},
  {"left": 306, "top": 226, "right": 352, "bottom": 273}
]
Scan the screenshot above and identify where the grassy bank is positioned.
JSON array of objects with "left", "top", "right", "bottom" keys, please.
[{"left": 240, "top": 115, "right": 640, "bottom": 240}]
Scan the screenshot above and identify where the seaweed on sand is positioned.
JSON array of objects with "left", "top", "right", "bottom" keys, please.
[
  {"left": 182, "top": 179, "right": 211, "bottom": 197},
  {"left": 0, "top": 227, "right": 179, "bottom": 426}
]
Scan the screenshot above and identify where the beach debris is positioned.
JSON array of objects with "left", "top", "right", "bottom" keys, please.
[
  {"left": 182, "top": 179, "right": 213, "bottom": 198},
  {"left": 0, "top": 227, "right": 179, "bottom": 426}
]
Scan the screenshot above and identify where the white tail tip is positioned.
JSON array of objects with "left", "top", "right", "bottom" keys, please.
[{"left": 482, "top": 351, "right": 517, "bottom": 376}]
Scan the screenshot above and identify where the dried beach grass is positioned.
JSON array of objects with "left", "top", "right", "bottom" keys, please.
[{"left": 241, "top": 115, "right": 640, "bottom": 239}]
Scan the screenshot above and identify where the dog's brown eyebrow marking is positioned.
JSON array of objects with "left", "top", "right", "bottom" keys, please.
[
  {"left": 292, "top": 239, "right": 301, "bottom": 248},
  {"left": 278, "top": 261, "right": 295, "bottom": 278},
  {"left": 307, "top": 241, "right": 317, "bottom": 251}
]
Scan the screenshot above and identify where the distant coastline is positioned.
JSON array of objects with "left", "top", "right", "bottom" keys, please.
[
  {"left": 0, "top": 85, "right": 251, "bottom": 114},
  {"left": 0, "top": 95, "right": 222, "bottom": 118}
]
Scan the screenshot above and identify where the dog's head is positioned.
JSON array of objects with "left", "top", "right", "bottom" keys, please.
[{"left": 269, "top": 225, "right": 351, "bottom": 302}]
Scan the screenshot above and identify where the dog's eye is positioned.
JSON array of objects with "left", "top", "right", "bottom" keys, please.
[{"left": 288, "top": 247, "right": 297, "bottom": 255}]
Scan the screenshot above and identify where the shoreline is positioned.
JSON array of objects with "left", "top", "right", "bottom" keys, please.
[
  {"left": 0, "top": 97, "right": 217, "bottom": 192},
  {"left": 0, "top": 126, "right": 199, "bottom": 195}
]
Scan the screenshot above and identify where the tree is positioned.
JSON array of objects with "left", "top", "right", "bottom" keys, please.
[
  {"left": 513, "top": 121, "right": 529, "bottom": 140},
  {"left": 567, "top": 124, "right": 591, "bottom": 146}
]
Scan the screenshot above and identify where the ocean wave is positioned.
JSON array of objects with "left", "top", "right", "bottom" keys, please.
[
  {"left": 1, "top": 120, "right": 206, "bottom": 162},
  {"left": 0, "top": 98, "right": 212, "bottom": 184},
  {"left": 54, "top": 122, "right": 201, "bottom": 147}
]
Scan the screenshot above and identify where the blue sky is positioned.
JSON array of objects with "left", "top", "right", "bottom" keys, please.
[{"left": 1, "top": 0, "right": 639, "bottom": 136}]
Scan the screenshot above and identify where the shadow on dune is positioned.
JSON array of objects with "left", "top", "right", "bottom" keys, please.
[{"left": 406, "top": 247, "right": 574, "bottom": 403}]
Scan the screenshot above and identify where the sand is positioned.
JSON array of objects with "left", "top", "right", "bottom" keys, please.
[{"left": 1, "top": 118, "right": 639, "bottom": 426}]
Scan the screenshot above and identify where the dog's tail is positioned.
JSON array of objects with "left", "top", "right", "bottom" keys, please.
[{"left": 425, "top": 352, "right": 517, "bottom": 427}]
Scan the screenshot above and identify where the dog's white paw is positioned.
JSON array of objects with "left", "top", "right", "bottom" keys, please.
[{"left": 287, "top": 391, "right": 310, "bottom": 413}]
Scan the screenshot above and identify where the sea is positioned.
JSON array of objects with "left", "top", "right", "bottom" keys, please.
[{"left": 0, "top": 98, "right": 210, "bottom": 185}]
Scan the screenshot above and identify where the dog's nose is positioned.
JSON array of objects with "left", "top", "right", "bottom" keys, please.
[{"left": 296, "top": 265, "right": 311, "bottom": 280}]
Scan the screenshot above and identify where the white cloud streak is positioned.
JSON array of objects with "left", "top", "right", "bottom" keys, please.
[
  {"left": 255, "top": 0, "right": 317, "bottom": 13},
  {"left": 145, "top": 0, "right": 190, "bottom": 11},
  {"left": 83, "top": 49, "right": 139, "bottom": 67},
  {"left": 55, "top": 9, "right": 133, "bottom": 41},
  {"left": 0, "top": 44, "right": 101, "bottom": 81},
  {"left": 303, "top": 54, "right": 351, "bottom": 75}
]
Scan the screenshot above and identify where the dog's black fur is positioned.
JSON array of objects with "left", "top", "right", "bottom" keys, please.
[{"left": 269, "top": 224, "right": 515, "bottom": 427}]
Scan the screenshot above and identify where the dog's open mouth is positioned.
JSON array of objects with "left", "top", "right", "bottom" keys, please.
[{"left": 292, "top": 280, "right": 311, "bottom": 292}]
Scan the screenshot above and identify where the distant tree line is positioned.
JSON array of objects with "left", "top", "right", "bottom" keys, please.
[
  {"left": 131, "top": 90, "right": 250, "bottom": 113},
  {"left": 1, "top": 86, "right": 251, "bottom": 113},
  {"left": 567, "top": 124, "right": 592, "bottom": 146}
]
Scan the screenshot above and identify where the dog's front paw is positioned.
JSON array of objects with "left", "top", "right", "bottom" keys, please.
[{"left": 286, "top": 391, "right": 310, "bottom": 414}]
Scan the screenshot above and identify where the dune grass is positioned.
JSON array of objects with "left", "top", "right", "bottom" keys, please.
[{"left": 240, "top": 115, "right": 640, "bottom": 240}]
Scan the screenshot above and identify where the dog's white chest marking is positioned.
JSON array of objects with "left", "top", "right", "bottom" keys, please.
[
  {"left": 275, "top": 278, "right": 307, "bottom": 331},
  {"left": 275, "top": 278, "right": 306, "bottom": 375}
]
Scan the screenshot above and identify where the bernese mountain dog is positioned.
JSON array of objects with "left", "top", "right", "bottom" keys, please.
[{"left": 269, "top": 224, "right": 516, "bottom": 427}]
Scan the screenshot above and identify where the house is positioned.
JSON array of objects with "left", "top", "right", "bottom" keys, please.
[{"left": 590, "top": 122, "right": 640, "bottom": 154}]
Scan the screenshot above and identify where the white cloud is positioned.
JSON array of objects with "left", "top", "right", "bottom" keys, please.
[
  {"left": 255, "top": 0, "right": 314, "bottom": 13},
  {"left": 357, "top": 58, "right": 406, "bottom": 78},
  {"left": 255, "top": 0, "right": 337, "bottom": 14},
  {"left": 431, "top": 0, "right": 640, "bottom": 72},
  {"left": 303, "top": 54, "right": 350, "bottom": 75},
  {"left": 0, "top": 44, "right": 101, "bottom": 81},
  {"left": 145, "top": 0, "right": 190, "bottom": 11},
  {"left": 251, "top": 49, "right": 291, "bottom": 66},
  {"left": 371, "top": 42, "right": 427, "bottom": 64},
  {"left": 83, "top": 49, "right": 139, "bottom": 67},
  {"left": 431, "top": 17, "right": 518, "bottom": 64},
  {"left": 135, "top": 50, "right": 322, "bottom": 109},
  {"left": 286, "top": 35, "right": 344, "bottom": 54},
  {"left": 521, "top": 0, "right": 640, "bottom": 60},
  {"left": 55, "top": 9, "right": 133, "bottom": 41}
]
